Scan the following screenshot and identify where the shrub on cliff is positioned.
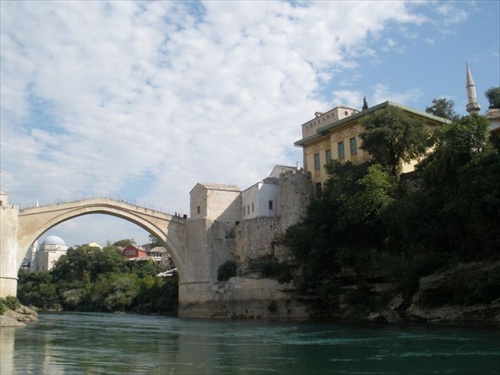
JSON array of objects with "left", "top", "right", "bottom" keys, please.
[
  {"left": 217, "top": 261, "right": 237, "bottom": 281},
  {"left": 248, "top": 254, "right": 293, "bottom": 283}
]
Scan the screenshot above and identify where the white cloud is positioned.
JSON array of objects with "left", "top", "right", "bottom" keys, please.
[
  {"left": 0, "top": 0, "right": 469, "bottom": 246},
  {"left": 436, "top": 3, "right": 468, "bottom": 26},
  {"left": 371, "top": 84, "right": 423, "bottom": 106},
  {"left": 330, "top": 90, "right": 365, "bottom": 110}
]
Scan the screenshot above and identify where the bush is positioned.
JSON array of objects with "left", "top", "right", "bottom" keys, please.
[
  {"left": 4, "top": 296, "right": 21, "bottom": 310},
  {"left": 0, "top": 296, "right": 21, "bottom": 314},
  {"left": 217, "top": 261, "right": 237, "bottom": 282},
  {"left": 248, "top": 255, "right": 293, "bottom": 283}
]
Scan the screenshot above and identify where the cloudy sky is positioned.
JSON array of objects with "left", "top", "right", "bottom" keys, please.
[{"left": 1, "top": 1, "right": 499, "bottom": 248}]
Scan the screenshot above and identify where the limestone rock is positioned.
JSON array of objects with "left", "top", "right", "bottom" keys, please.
[
  {"left": 0, "top": 304, "right": 38, "bottom": 326},
  {"left": 405, "top": 261, "right": 500, "bottom": 323},
  {"left": 0, "top": 315, "right": 26, "bottom": 327}
]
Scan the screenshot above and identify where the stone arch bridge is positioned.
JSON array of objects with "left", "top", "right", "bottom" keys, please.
[
  {"left": 0, "top": 197, "right": 205, "bottom": 303},
  {"left": 16, "top": 198, "right": 187, "bottom": 277},
  {"left": 1, "top": 169, "right": 313, "bottom": 319}
]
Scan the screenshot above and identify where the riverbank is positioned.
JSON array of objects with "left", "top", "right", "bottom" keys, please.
[
  {"left": 367, "top": 261, "right": 500, "bottom": 324},
  {"left": 0, "top": 305, "right": 38, "bottom": 327}
]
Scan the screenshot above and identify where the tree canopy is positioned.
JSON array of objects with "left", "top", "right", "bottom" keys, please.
[
  {"left": 18, "top": 241, "right": 178, "bottom": 314},
  {"left": 485, "top": 87, "right": 500, "bottom": 109},
  {"left": 425, "top": 98, "right": 458, "bottom": 121},
  {"left": 360, "top": 106, "right": 430, "bottom": 177}
]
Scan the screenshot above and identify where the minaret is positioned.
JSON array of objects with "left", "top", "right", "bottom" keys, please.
[{"left": 466, "top": 62, "right": 481, "bottom": 114}]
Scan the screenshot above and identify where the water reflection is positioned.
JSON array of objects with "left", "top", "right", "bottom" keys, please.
[
  {"left": 6, "top": 313, "right": 500, "bottom": 375},
  {"left": 0, "top": 328, "right": 15, "bottom": 375}
]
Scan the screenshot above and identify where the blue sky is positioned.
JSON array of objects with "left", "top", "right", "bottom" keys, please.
[{"left": 1, "top": 0, "right": 499, "bottom": 248}]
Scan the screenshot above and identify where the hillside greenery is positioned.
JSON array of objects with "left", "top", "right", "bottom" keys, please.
[
  {"left": 17, "top": 242, "right": 178, "bottom": 314},
  {"left": 286, "top": 110, "right": 500, "bottom": 315}
]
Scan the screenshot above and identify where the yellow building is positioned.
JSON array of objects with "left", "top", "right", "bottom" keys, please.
[{"left": 294, "top": 101, "right": 449, "bottom": 196}]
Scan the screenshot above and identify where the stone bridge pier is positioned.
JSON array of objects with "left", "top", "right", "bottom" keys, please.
[{"left": 0, "top": 192, "right": 20, "bottom": 297}]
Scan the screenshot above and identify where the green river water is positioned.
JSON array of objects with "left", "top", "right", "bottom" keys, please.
[{"left": 1, "top": 312, "right": 498, "bottom": 374}]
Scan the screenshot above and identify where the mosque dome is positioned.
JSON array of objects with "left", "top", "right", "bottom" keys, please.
[{"left": 42, "top": 236, "right": 66, "bottom": 246}]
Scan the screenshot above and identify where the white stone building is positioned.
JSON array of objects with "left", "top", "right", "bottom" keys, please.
[
  {"left": 190, "top": 183, "right": 242, "bottom": 237},
  {"left": 241, "top": 165, "right": 297, "bottom": 221},
  {"left": 29, "top": 235, "right": 68, "bottom": 272}
]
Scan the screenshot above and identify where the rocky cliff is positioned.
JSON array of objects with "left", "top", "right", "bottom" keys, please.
[{"left": 368, "top": 261, "right": 500, "bottom": 324}]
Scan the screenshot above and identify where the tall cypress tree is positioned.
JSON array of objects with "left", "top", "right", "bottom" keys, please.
[{"left": 362, "top": 96, "right": 368, "bottom": 111}]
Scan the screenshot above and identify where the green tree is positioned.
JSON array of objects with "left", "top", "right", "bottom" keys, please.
[
  {"left": 287, "top": 161, "right": 395, "bottom": 285},
  {"left": 19, "top": 240, "right": 175, "bottom": 314},
  {"left": 360, "top": 106, "right": 431, "bottom": 177},
  {"left": 425, "top": 98, "right": 458, "bottom": 120},
  {"left": 148, "top": 234, "right": 163, "bottom": 248},
  {"left": 485, "top": 86, "right": 500, "bottom": 109},
  {"left": 17, "top": 272, "right": 59, "bottom": 309},
  {"left": 362, "top": 96, "right": 369, "bottom": 110},
  {"left": 421, "top": 114, "right": 492, "bottom": 188},
  {"left": 388, "top": 114, "right": 498, "bottom": 261},
  {"left": 103, "top": 275, "right": 140, "bottom": 312}
]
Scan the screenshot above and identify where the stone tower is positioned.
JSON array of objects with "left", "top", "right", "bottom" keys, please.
[
  {"left": 466, "top": 62, "right": 481, "bottom": 114},
  {"left": 278, "top": 168, "right": 312, "bottom": 232}
]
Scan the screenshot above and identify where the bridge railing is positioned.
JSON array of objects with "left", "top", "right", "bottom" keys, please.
[{"left": 19, "top": 196, "right": 187, "bottom": 218}]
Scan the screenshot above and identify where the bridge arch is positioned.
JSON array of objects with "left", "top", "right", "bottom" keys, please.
[{"left": 17, "top": 199, "right": 187, "bottom": 282}]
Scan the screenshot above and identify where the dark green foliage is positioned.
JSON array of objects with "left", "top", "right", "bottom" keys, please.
[
  {"left": 217, "top": 261, "right": 237, "bottom": 281},
  {"left": 287, "top": 113, "right": 500, "bottom": 314},
  {"left": 361, "top": 106, "right": 431, "bottom": 176},
  {"left": 248, "top": 255, "right": 293, "bottom": 283},
  {"left": 268, "top": 300, "right": 278, "bottom": 313},
  {"left": 287, "top": 161, "right": 396, "bottom": 288},
  {"left": 425, "top": 98, "right": 458, "bottom": 120},
  {"left": 0, "top": 296, "right": 21, "bottom": 314},
  {"left": 17, "top": 241, "right": 178, "bottom": 315},
  {"left": 485, "top": 86, "right": 500, "bottom": 109},
  {"left": 362, "top": 96, "right": 368, "bottom": 110},
  {"left": 419, "top": 263, "right": 500, "bottom": 307},
  {"left": 18, "top": 272, "right": 59, "bottom": 310}
]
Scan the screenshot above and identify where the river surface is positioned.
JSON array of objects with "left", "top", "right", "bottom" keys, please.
[{"left": 1, "top": 312, "right": 499, "bottom": 374}]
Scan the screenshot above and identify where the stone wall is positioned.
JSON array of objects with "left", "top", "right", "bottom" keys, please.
[
  {"left": 0, "top": 203, "right": 20, "bottom": 297},
  {"left": 180, "top": 277, "right": 308, "bottom": 319},
  {"left": 179, "top": 169, "right": 313, "bottom": 319},
  {"left": 189, "top": 183, "right": 241, "bottom": 236},
  {"left": 278, "top": 169, "right": 312, "bottom": 232},
  {"left": 234, "top": 216, "right": 281, "bottom": 271}
]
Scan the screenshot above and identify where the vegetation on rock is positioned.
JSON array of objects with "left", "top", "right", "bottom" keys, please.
[
  {"left": 248, "top": 254, "right": 293, "bottom": 283},
  {"left": 286, "top": 109, "right": 500, "bottom": 318},
  {"left": 0, "top": 296, "right": 21, "bottom": 315},
  {"left": 217, "top": 261, "right": 238, "bottom": 281}
]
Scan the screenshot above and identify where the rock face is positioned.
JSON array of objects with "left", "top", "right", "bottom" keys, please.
[
  {"left": 403, "top": 262, "right": 500, "bottom": 323},
  {"left": 0, "top": 305, "right": 38, "bottom": 327},
  {"left": 366, "top": 262, "right": 500, "bottom": 324}
]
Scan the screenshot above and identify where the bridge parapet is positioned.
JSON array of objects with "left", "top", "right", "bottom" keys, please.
[{"left": 20, "top": 197, "right": 185, "bottom": 218}]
